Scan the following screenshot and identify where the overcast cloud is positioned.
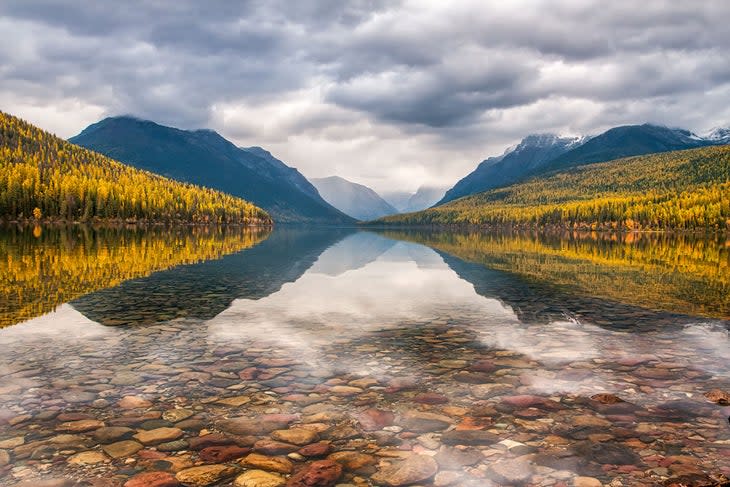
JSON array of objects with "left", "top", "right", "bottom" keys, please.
[{"left": 1, "top": 0, "right": 729, "bottom": 192}]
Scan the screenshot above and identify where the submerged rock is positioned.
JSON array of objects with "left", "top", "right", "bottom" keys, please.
[
  {"left": 124, "top": 471, "right": 180, "bottom": 487},
  {"left": 234, "top": 470, "right": 286, "bottom": 487},
  {"left": 286, "top": 459, "right": 342, "bottom": 487},
  {"left": 175, "top": 465, "right": 237, "bottom": 486},
  {"left": 371, "top": 454, "right": 438, "bottom": 486},
  {"left": 704, "top": 389, "right": 730, "bottom": 405}
]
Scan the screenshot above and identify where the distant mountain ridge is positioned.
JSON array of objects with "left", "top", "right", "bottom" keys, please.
[
  {"left": 439, "top": 123, "right": 727, "bottom": 205},
  {"left": 310, "top": 176, "right": 397, "bottom": 221},
  {"left": 69, "top": 117, "right": 354, "bottom": 224},
  {"left": 384, "top": 185, "right": 448, "bottom": 213},
  {"left": 404, "top": 186, "right": 447, "bottom": 212}
]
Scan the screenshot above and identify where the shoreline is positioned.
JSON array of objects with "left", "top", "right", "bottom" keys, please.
[
  {"left": 360, "top": 222, "right": 730, "bottom": 235},
  {"left": 0, "top": 218, "right": 274, "bottom": 228}
]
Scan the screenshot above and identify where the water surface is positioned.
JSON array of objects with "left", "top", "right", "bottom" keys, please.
[{"left": 0, "top": 227, "right": 728, "bottom": 486}]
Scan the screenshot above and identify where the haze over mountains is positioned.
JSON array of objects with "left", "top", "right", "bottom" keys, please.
[
  {"left": 310, "top": 176, "right": 397, "bottom": 221},
  {"left": 439, "top": 124, "right": 728, "bottom": 205},
  {"left": 69, "top": 117, "right": 353, "bottom": 224},
  {"left": 384, "top": 186, "right": 447, "bottom": 213}
]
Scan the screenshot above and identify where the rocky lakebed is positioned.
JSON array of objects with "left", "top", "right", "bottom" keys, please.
[{"left": 0, "top": 313, "right": 729, "bottom": 487}]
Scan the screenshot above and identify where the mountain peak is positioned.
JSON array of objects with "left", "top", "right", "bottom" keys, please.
[
  {"left": 705, "top": 126, "right": 730, "bottom": 143},
  {"left": 514, "top": 133, "right": 589, "bottom": 152}
]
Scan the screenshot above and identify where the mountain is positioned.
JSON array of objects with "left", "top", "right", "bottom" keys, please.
[
  {"left": 373, "top": 145, "right": 730, "bottom": 231},
  {"left": 705, "top": 127, "right": 730, "bottom": 144},
  {"left": 310, "top": 176, "right": 398, "bottom": 221},
  {"left": 438, "top": 124, "right": 727, "bottom": 206},
  {"left": 439, "top": 134, "right": 588, "bottom": 205},
  {"left": 382, "top": 191, "right": 414, "bottom": 212},
  {"left": 0, "top": 111, "right": 270, "bottom": 225},
  {"left": 540, "top": 124, "right": 712, "bottom": 174},
  {"left": 69, "top": 117, "right": 353, "bottom": 224},
  {"left": 404, "top": 185, "right": 447, "bottom": 212},
  {"left": 383, "top": 186, "right": 448, "bottom": 212}
]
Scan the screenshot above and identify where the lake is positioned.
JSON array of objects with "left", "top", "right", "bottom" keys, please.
[{"left": 0, "top": 225, "right": 728, "bottom": 486}]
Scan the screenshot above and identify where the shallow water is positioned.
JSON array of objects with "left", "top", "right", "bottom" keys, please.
[{"left": 0, "top": 226, "right": 728, "bottom": 486}]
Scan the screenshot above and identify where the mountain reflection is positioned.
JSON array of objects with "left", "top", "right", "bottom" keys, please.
[
  {"left": 380, "top": 229, "right": 730, "bottom": 321},
  {"left": 73, "top": 228, "right": 355, "bottom": 326},
  {"left": 0, "top": 225, "right": 271, "bottom": 328}
]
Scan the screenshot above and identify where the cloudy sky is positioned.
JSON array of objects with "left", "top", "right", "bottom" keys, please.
[{"left": 1, "top": 1, "right": 729, "bottom": 193}]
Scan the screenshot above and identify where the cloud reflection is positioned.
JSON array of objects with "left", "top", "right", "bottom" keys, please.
[{"left": 207, "top": 233, "right": 730, "bottom": 403}]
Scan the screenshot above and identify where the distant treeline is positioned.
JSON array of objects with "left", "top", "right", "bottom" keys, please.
[
  {"left": 0, "top": 112, "right": 272, "bottom": 225},
  {"left": 374, "top": 146, "right": 730, "bottom": 231}
]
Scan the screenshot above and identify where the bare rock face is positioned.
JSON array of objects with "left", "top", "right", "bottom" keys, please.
[
  {"left": 270, "top": 428, "right": 319, "bottom": 446},
  {"left": 398, "top": 411, "right": 452, "bottom": 433},
  {"left": 371, "top": 454, "right": 439, "bottom": 486},
  {"left": 286, "top": 460, "right": 343, "bottom": 487},
  {"left": 198, "top": 445, "right": 250, "bottom": 462},
  {"left": 357, "top": 409, "right": 395, "bottom": 431}
]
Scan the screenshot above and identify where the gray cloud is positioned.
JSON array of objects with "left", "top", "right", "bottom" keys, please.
[{"left": 1, "top": 0, "right": 729, "bottom": 192}]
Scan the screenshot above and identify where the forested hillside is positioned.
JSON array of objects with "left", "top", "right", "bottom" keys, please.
[
  {"left": 0, "top": 112, "right": 271, "bottom": 225},
  {"left": 373, "top": 146, "right": 730, "bottom": 231}
]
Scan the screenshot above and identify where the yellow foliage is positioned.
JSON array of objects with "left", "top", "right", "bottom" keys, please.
[{"left": 0, "top": 111, "right": 272, "bottom": 225}]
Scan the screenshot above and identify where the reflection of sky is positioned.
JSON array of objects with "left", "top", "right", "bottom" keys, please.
[{"left": 207, "top": 240, "right": 519, "bottom": 370}]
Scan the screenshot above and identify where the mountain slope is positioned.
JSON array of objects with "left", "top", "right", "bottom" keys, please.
[
  {"left": 382, "top": 186, "right": 447, "bottom": 212},
  {"left": 69, "top": 117, "right": 353, "bottom": 224},
  {"left": 373, "top": 145, "right": 730, "bottom": 231},
  {"left": 0, "top": 111, "right": 270, "bottom": 225},
  {"left": 310, "top": 176, "right": 397, "bottom": 221}
]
